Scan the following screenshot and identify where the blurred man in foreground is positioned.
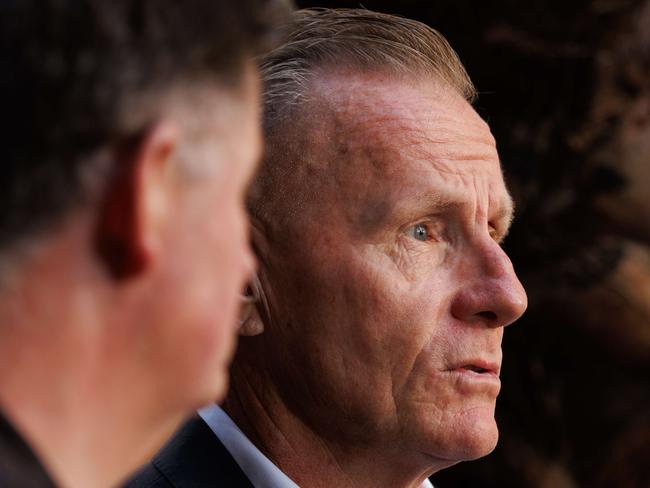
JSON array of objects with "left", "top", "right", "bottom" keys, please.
[
  {"left": 129, "top": 8, "right": 528, "bottom": 488},
  {"left": 0, "top": 1, "right": 286, "bottom": 487}
]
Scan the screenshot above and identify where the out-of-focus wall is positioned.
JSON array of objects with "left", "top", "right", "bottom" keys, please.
[{"left": 295, "top": 1, "right": 650, "bottom": 486}]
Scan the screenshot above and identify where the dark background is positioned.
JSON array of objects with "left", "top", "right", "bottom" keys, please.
[{"left": 295, "top": 1, "right": 650, "bottom": 487}]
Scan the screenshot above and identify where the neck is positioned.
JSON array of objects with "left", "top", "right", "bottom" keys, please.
[
  {"left": 0, "top": 232, "right": 181, "bottom": 488},
  {"left": 224, "top": 358, "right": 436, "bottom": 488}
]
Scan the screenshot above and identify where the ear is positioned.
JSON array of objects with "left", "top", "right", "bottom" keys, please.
[
  {"left": 95, "top": 121, "right": 178, "bottom": 280},
  {"left": 238, "top": 274, "right": 267, "bottom": 337}
]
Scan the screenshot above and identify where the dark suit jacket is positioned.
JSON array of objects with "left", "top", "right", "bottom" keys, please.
[
  {"left": 0, "top": 409, "right": 57, "bottom": 488},
  {"left": 124, "top": 416, "right": 254, "bottom": 488}
]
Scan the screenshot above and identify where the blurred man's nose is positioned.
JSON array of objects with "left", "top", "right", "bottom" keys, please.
[{"left": 450, "top": 239, "right": 528, "bottom": 328}]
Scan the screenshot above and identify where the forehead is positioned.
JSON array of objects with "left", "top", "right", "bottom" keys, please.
[
  {"left": 315, "top": 72, "right": 496, "bottom": 172},
  {"left": 303, "top": 72, "right": 511, "bottom": 228}
]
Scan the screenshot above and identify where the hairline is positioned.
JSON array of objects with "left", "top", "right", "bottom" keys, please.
[{"left": 264, "top": 62, "right": 474, "bottom": 136}]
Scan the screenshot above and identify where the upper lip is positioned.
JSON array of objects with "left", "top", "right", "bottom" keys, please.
[{"left": 448, "top": 359, "right": 501, "bottom": 376}]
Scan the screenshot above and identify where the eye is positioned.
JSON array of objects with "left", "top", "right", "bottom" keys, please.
[{"left": 409, "top": 223, "right": 430, "bottom": 242}]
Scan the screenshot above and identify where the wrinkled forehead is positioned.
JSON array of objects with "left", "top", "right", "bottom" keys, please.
[
  {"left": 295, "top": 73, "right": 510, "bottom": 221},
  {"left": 257, "top": 71, "right": 516, "bottom": 257},
  {"left": 311, "top": 71, "right": 497, "bottom": 170}
]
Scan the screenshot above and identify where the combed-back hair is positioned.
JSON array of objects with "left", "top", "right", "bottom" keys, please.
[
  {"left": 0, "top": 0, "right": 288, "bottom": 253},
  {"left": 260, "top": 8, "right": 477, "bottom": 130}
]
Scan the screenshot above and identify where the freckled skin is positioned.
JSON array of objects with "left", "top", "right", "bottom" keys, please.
[{"left": 236, "top": 72, "right": 527, "bottom": 485}]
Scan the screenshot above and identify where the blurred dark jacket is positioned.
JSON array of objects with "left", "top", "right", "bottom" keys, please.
[{"left": 0, "top": 409, "right": 56, "bottom": 488}]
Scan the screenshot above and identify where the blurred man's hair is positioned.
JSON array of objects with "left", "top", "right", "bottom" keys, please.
[
  {"left": 0, "top": 0, "right": 287, "bottom": 253},
  {"left": 260, "top": 8, "right": 477, "bottom": 131}
]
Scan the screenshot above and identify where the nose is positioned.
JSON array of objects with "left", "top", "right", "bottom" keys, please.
[{"left": 450, "top": 240, "right": 527, "bottom": 328}]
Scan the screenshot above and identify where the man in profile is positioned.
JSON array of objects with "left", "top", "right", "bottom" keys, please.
[
  {"left": 129, "top": 8, "right": 527, "bottom": 488},
  {"left": 0, "top": 1, "right": 286, "bottom": 487}
]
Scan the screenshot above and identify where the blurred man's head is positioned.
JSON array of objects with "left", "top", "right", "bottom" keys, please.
[
  {"left": 0, "top": 1, "right": 286, "bottom": 486},
  {"left": 229, "top": 9, "right": 527, "bottom": 487}
]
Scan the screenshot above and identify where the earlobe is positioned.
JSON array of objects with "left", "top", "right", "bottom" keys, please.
[
  {"left": 238, "top": 275, "right": 268, "bottom": 336},
  {"left": 239, "top": 302, "right": 265, "bottom": 337},
  {"left": 94, "top": 121, "right": 178, "bottom": 280}
]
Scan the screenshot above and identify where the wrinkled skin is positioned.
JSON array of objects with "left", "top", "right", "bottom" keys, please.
[{"left": 233, "top": 72, "right": 527, "bottom": 486}]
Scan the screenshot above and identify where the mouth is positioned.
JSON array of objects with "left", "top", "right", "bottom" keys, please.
[
  {"left": 461, "top": 365, "right": 491, "bottom": 374},
  {"left": 449, "top": 360, "right": 500, "bottom": 377},
  {"left": 443, "top": 359, "right": 502, "bottom": 395}
]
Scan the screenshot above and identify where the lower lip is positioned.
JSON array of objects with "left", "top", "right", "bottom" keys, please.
[{"left": 446, "top": 368, "right": 501, "bottom": 395}]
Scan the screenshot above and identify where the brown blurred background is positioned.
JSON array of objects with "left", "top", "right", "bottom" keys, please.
[{"left": 295, "top": 1, "right": 650, "bottom": 486}]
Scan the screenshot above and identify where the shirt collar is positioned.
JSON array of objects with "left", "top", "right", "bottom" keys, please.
[
  {"left": 198, "top": 404, "right": 435, "bottom": 488},
  {"left": 198, "top": 404, "right": 299, "bottom": 488}
]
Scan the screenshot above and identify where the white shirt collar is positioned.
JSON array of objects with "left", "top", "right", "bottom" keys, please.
[
  {"left": 198, "top": 404, "right": 299, "bottom": 488},
  {"left": 198, "top": 404, "right": 434, "bottom": 488}
]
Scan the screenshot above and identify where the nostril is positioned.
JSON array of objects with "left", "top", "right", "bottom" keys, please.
[{"left": 477, "top": 310, "right": 497, "bottom": 321}]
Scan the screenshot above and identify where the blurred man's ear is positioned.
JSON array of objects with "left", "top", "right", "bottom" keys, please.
[
  {"left": 239, "top": 275, "right": 266, "bottom": 336},
  {"left": 95, "top": 121, "right": 179, "bottom": 280}
]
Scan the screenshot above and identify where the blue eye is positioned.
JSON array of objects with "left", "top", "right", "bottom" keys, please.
[{"left": 410, "top": 223, "right": 429, "bottom": 241}]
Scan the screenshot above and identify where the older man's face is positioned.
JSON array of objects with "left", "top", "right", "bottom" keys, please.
[{"left": 256, "top": 73, "right": 527, "bottom": 465}]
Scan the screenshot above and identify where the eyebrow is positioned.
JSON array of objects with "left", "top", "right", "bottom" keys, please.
[
  {"left": 495, "top": 192, "right": 515, "bottom": 227},
  {"left": 380, "top": 184, "right": 516, "bottom": 241},
  {"left": 491, "top": 192, "right": 515, "bottom": 242}
]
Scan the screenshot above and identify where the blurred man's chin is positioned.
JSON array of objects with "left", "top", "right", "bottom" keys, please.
[
  {"left": 209, "top": 367, "right": 230, "bottom": 405},
  {"left": 185, "top": 363, "right": 230, "bottom": 411}
]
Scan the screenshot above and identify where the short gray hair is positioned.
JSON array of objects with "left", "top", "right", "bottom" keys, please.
[{"left": 259, "top": 8, "right": 477, "bottom": 129}]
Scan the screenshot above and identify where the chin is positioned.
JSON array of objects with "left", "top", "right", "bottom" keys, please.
[
  {"left": 460, "top": 420, "right": 499, "bottom": 460},
  {"left": 206, "top": 365, "right": 230, "bottom": 405},
  {"left": 182, "top": 358, "right": 230, "bottom": 412},
  {"left": 417, "top": 404, "right": 500, "bottom": 463},
  {"left": 187, "top": 322, "right": 237, "bottom": 408},
  {"left": 449, "top": 408, "right": 500, "bottom": 461}
]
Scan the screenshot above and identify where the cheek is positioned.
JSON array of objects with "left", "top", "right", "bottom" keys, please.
[
  {"left": 373, "top": 281, "right": 452, "bottom": 393},
  {"left": 177, "top": 190, "right": 249, "bottom": 385},
  {"left": 204, "top": 181, "right": 251, "bottom": 290},
  {"left": 194, "top": 207, "right": 249, "bottom": 346},
  {"left": 312, "top": 255, "right": 448, "bottom": 393},
  {"left": 265, "top": 250, "right": 397, "bottom": 417}
]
